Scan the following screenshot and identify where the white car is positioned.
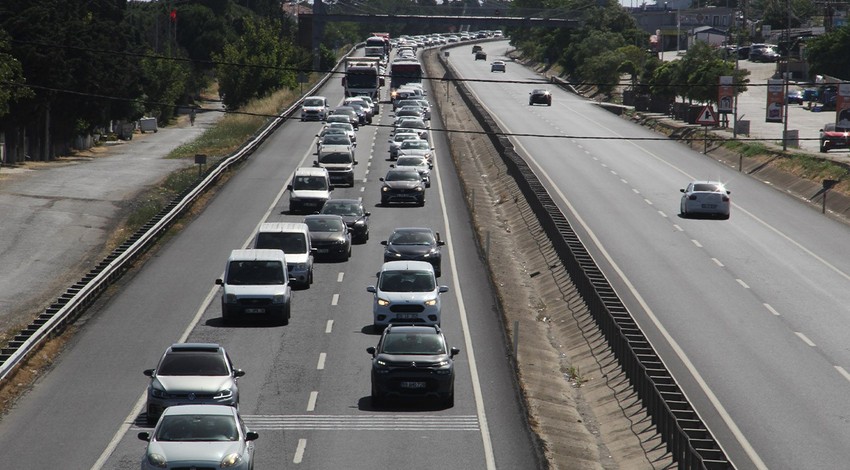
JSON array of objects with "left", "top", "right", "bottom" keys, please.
[
  {"left": 215, "top": 249, "right": 292, "bottom": 324},
  {"left": 366, "top": 261, "right": 448, "bottom": 328},
  {"left": 301, "top": 96, "right": 329, "bottom": 121},
  {"left": 139, "top": 404, "right": 258, "bottom": 470},
  {"left": 680, "top": 181, "right": 731, "bottom": 219},
  {"left": 397, "top": 139, "right": 434, "bottom": 163}
]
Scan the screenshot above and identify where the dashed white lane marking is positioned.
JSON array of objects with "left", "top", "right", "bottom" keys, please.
[
  {"left": 360, "top": 186, "right": 365, "bottom": 192},
  {"left": 835, "top": 366, "right": 850, "bottom": 382},
  {"left": 644, "top": 198, "right": 653, "bottom": 205},
  {"left": 763, "top": 304, "right": 781, "bottom": 316},
  {"left": 293, "top": 439, "right": 307, "bottom": 463},
  {"left": 712, "top": 258, "right": 724, "bottom": 267},
  {"left": 673, "top": 224, "right": 683, "bottom": 231},
  {"left": 337, "top": 272, "right": 344, "bottom": 282},
  {"left": 325, "top": 320, "right": 334, "bottom": 333},
  {"left": 307, "top": 391, "right": 318, "bottom": 412},
  {"left": 691, "top": 239, "right": 703, "bottom": 248},
  {"left": 736, "top": 279, "right": 750, "bottom": 289},
  {"left": 632, "top": 188, "right": 640, "bottom": 194},
  {"left": 658, "top": 210, "right": 668, "bottom": 218},
  {"left": 331, "top": 294, "right": 339, "bottom": 306},
  {"left": 317, "top": 353, "right": 326, "bottom": 370},
  {"left": 610, "top": 170, "right": 618, "bottom": 176},
  {"left": 243, "top": 415, "right": 481, "bottom": 430},
  {"left": 795, "top": 332, "right": 816, "bottom": 347},
  {"left": 620, "top": 178, "right": 628, "bottom": 184}
]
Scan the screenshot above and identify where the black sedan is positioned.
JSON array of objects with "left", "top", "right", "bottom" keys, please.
[
  {"left": 320, "top": 199, "right": 370, "bottom": 244},
  {"left": 379, "top": 168, "right": 426, "bottom": 206},
  {"left": 303, "top": 214, "right": 352, "bottom": 261},
  {"left": 529, "top": 89, "right": 552, "bottom": 106},
  {"left": 381, "top": 227, "right": 445, "bottom": 277}
]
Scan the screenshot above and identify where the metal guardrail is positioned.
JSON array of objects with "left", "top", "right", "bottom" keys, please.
[
  {"left": 434, "top": 49, "right": 735, "bottom": 470},
  {"left": 0, "top": 46, "right": 358, "bottom": 386}
]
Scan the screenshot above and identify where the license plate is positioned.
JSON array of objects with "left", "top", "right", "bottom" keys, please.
[
  {"left": 701, "top": 204, "right": 717, "bottom": 209},
  {"left": 400, "top": 381, "right": 426, "bottom": 389},
  {"left": 317, "top": 249, "right": 329, "bottom": 253},
  {"left": 245, "top": 308, "right": 265, "bottom": 314},
  {"left": 397, "top": 313, "right": 419, "bottom": 319}
]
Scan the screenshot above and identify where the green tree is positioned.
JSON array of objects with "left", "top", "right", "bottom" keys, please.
[
  {"left": 139, "top": 50, "right": 190, "bottom": 122},
  {"left": 0, "top": 32, "right": 30, "bottom": 117},
  {"left": 214, "top": 17, "right": 297, "bottom": 109},
  {"left": 805, "top": 25, "right": 850, "bottom": 79}
]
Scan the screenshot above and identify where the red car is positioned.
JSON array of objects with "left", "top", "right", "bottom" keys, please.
[{"left": 819, "top": 123, "right": 850, "bottom": 153}]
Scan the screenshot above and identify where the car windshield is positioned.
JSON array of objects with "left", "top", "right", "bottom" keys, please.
[
  {"left": 389, "top": 231, "right": 434, "bottom": 245},
  {"left": 327, "top": 116, "right": 349, "bottom": 124},
  {"left": 692, "top": 183, "right": 724, "bottom": 192},
  {"left": 385, "top": 171, "right": 420, "bottom": 182},
  {"left": 329, "top": 123, "right": 353, "bottom": 132},
  {"left": 304, "top": 98, "right": 325, "bottom": 107},
  {"left": 400, "top": 119, "right": 426, "bottom": 129},
  {"left": 157, "top": 352, "right": 228, "bottom": 376},
  {"left": 322, "top": 135, "right": 350, "bottom": 145},
  {"left": 305, "top": 218, "right": 345, "bottom": 232},
  {"left": 322, "top": 202, "right": 362, "bottom": 216},
  {"left": 394, "top": 134, "right": 417, "bottom": 142},
  {"left": 415, "top": 100, "right": 429, "bottom": 108},
  {"left": 397, "top": 100, "right": 420, "bottom": 108},
  {"left": 397, "top": 157, "right": 426, "bottom": 167},
  {"left": 379, "top": 270, "right": 436, "bottom": 292},
  {"left": 255, "top": 232, "right": 307, "bottom": 254},
  {"left": 381, "top": 332, "right": 446, "bottom": 355},
  {"left": 292, "top": 176, "right": 328, "bottom": 191},
  {"left": 155, "top": 415, "right": 239, "bottom": 442},
  {"left": 226, "top": 260, "right": 286, "bottom": 285},
  {"left": 401, "top": 140, "right": 429, "bottom": 150},
  {"left": 319, "top": 152, "right": 353, "bottom": 164}
]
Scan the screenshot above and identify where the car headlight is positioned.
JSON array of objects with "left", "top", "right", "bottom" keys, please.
[
  {"left": 389, "top": 252, "right": 402, "bottom": 258},
  {"left": 221, "top": 452, "right": 244, "bottom": 467},
  {"left": 273, "top": 294, "right": 287, "bottom": 304},
  {"left": 147, "top": 452, "right": 168, "bottom": 468},
  {"left": 354, "top": 219, "right": 365, "bottom": 225},
  {"left": 377, "top": 298, "right": 390, "bottom": 307},
  {"left": 214, "top": 388, "right": 234, "bottom": 400},
  {"left": 224, "top": 293, "right": 238, "bottom": 304},
  {"left": 424, "top": 298, "right": 438, "bottom": 306},
  {"left": 414, "top": 186, "right": 424, "bottom": 192},
  {"left": 149, "top": 383, "right": 168, "bottom": 398},
  {"left": 422, "top": 252, "right": 431, "bottom": 258},
  {"left": 382, "top": 186, "right": 390, "bottom": 192}
]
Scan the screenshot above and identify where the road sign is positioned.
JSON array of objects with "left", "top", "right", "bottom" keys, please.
[{"left": 696, "top": 105, "right": 718, "bottom": 125}]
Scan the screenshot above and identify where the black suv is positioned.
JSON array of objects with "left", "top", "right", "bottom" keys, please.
[
  {"left": 367, "top": 324, "right": 459, "bottom": 407},
  {"left": 381, "top": 227, "right": 445, "bottom": 276}
]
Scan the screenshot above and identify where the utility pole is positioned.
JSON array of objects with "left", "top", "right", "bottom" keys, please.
[{"left": 782, "top": 0, "right": 791, "bottom": 151}]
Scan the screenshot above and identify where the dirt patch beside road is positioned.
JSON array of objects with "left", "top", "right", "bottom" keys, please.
[{"left": 423, "top": 51, "right": 671, "bottom": 470}]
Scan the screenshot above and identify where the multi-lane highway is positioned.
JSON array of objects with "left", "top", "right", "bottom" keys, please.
[
  {"left": 0, "top": 49, "right": 542, "bottom": 468},
  {"left": 450, "top": 40, "right": 850, "bottom": 470}
]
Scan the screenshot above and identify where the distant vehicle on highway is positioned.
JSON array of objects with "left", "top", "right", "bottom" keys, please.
[
  {"left": 381, "top": 227, "right": 444, "bottom": 276},
  {"left": 529, "top": 89, "right": 552, "bottom": 106},
  {"left": 320, "top": 198, "right": 370, "bottom": 243},
  {"left": 490, "top": 60, "right": 506, "bottom": 72},
  {"left": 679, "top": 181, "right": 731, "bottom": 219},
  {"left": 304, "top": 214, "right": 352, "bottom": 261},
  {"left": 475, "top": 50, "right": 487, "bottom": 60},
  {"left": 366, "top": 261, "right": 447, "bottom": 328},
  {"left": 379, "top": 168, "right": 426, "bottom": 206}
]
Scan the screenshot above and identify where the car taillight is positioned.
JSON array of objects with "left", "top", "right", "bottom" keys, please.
[{"left": 722, "top": 196, "right": 730, "bottom": 202}]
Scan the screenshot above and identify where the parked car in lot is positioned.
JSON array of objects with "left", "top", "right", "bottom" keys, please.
[
  {"left": 529, "top": 89, "right": 552, "bottom": 106},
  {"left": 490, "top": 60, "right": 506, "bottom": 72},
  {"left": 320, "top": 198, "right": 370, "bottom": 243},
  {"left": 679, "top": 180, "right": 731, "bottom": 219},
  {"left": 749, "top": 44, "right": 780, "bottom": 62},
  {"left": 380, "top": 168, "right": 426, "bottom": 206},
  {"left": 367, "top": 324, "right": 459, "bottom": 407},
  {"left": 381, "top": 227, "right": 444, "bottom": 276},
  {"left": 143, "top": 343, "right": 244, "bottom": 425},
  {"left": 786, "top": 89, "right": 804, "bottom": 105},
  {"left": 215, "top": 249, "right": 292, "bottom": 324},
  {"left": 819, "top": 122, "right": 850, "bottom": 153},
  {"left": 138, "top": 404, "right": 258, "bottom": 470},
  {"left": 304, "top": 214, "right": 352, "bottom": 261},
  {"left": 366, "top": 260, "right": 448, "bottom": 328}
]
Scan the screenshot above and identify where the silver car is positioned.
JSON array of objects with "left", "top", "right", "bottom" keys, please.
[
  {"left": 366, "top": 260, "right": 448, "bottom": 328},
  {"left": 388, "top": 132, "right": 421, "bottom": 160},
  {"left": 397, "top": 139, "right": 434, "bottom": 163},
  {"left": 138, "top": 404, "right": 258, "bottom": 470},
  {"left": 143, "top": 343, "right": 244, "bottom": 426}
]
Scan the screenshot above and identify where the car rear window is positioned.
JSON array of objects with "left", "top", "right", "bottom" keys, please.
[
  {"left": 226, "top": 260, "right": 286, "bottom": 285},
  {"left": 256, "top": 232, "right": 306, "bottom": 254},
  {"left": 382, "top": 332, "right": 446, "bottom": 354},
  {"left": 379, "top": 270, "right": 435, "bottom": 292},
  {"left": 158, "top": 352, "right": 227, "bottom": 376},
  {"left": 693, "top": 183, "right": 723, "bottom": 192}
]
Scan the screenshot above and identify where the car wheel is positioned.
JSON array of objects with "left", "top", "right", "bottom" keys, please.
[
  {"left": 222, "top": 303, "right": 235, "bottom": 325},
  {"left": 529, "top": 101, "right": 533, "bottom": 106},
  {"left": 146, "top": 407, "right": 158, "bottom": 426},
  {"left": 442, "top": 391, "right": 454, "bottom": 408},
  {"left": 418, "top": 199, "right": 425, "bottom": 207},
  {"left": 381, "top": 198, "right": 388, "bottom": 206},
  {"left": 282, "top": 300, "right": 291, "bottom": 325},
  {"left": 371, "top": 385, "right": 383, "bottom": 407},
  {"left": 308, "top": 269, "right": 314, "bottom": 285},
  {"left": 820, "top": 143, "right": 827, "bottom": 153}
]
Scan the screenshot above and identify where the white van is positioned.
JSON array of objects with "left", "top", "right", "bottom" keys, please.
[
  {"left": 254, "top": 222, "right": 314, "bottom": 287},
  {"left": 301, "top": 95, "right": 330, "bottom": 121},
  {"left": 287, "top": 167, "right": 332, "bottom": 213},
  {"left": 215, "top": 249, "right": 291, "bottom": 324}
]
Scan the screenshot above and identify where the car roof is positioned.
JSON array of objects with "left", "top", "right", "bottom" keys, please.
[
  {"left": 161, "top": 404, "right": 236, "bottom": 417},
  {"left": 167, "top": 343, "right": 222, "bottom": 353},
  {"left": 390, "top": 227, "right": 434, "bottom": 234},
  {"left": 304, "top": 214, "right": 345, "bottom": 222},
  {"left": 384, "top": 324, "right": 442, "bottom": 335},
  {"left": 323, "top": 198, "right": 361, "bottom": 205},
  {"left": 294, "top": 166, "right": 329, "bottom": 177},
  {"left": 380, "top": 260, "right": 435, "bottom": 272},
  {"left": 258, "top": 222, "right": 309, "bottom": 233},
  {"left": 228, "top": 248, "right": 286, "bottom": 262}
]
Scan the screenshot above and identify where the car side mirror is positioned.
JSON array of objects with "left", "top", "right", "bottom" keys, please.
[
  {"left": 367, "top": 346, "right": 377, "bottom": 355},
  {"left": 313, "top": 160, "right": 319, "bottom": 166},
  {"left": 450, "top": 347, "right": 460, "bottom": 357},
  {"left": 679, "top": 188, "right": 685, "bottom": 193},
  {"left": 726, "top": 190, "right": 731, "bottom": 195},
  {"left": 310, "top": 248, "right": 318, "bottom": 255},
  {"left": 138, "top": 432, "right": 151, "bottom": 441},
  {"left": 233, "top": 369, "right": 246, "bottom": 378},
  {"left": 287, "top": 184, "right": 293, "bottom": 191},
  {"left": 367, "top": 286, "right": 377, "bottom": 293},
  {"left": 389, "top": 164, "right": 395, "bottom": 168},
  {"left": 215, "top": 278, "right": 224, "bottom": 285},
  {"left": 245, "top": 431, "right": 259, "bottom": 441},
  {"left": 379, "top": 177, "right": 385, "bottom": 182},
  {"left": 380, "top": 240, "right": 388, "bottom": 246},
  {"left": 143, "top": 369, "right": 155, "bottom": 377},
  {"left": 439, "top": 286, "right": 449, "bottom": 293},
  {"left": 364, "top": 212, "right": 371, "bottom": 216}
]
